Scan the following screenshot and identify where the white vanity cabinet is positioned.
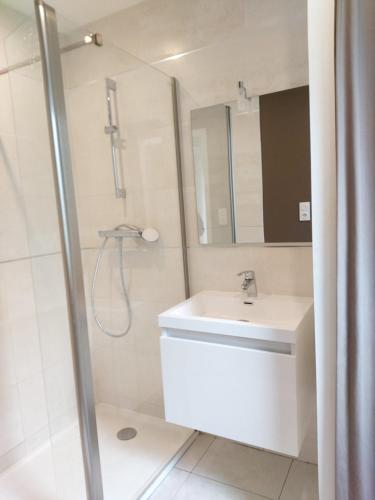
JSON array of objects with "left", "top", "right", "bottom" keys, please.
[{"left": 159, "top": 291, "right": 315, "bottom": 457}]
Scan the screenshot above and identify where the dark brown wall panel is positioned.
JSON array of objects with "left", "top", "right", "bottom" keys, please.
[{"left": 260, "top": 86, "right": 312, "bottom": 243}]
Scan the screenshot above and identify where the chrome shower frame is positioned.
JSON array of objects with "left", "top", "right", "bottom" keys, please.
[{"left": 34, "top": 1, "right": 104, "bottom": 499}]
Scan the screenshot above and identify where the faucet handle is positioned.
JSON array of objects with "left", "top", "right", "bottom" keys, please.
[{"left": 237, "top": 270, "right": 255, "bottom": 280}]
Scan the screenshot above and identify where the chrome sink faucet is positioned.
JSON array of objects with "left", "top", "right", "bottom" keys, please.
[{"left": 237, "top": 270, "right": 257, "bottom": 298}]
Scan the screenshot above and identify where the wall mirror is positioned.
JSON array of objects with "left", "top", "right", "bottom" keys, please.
[{"left": 191, "top": 85, "right": 311, "bottom": 246}]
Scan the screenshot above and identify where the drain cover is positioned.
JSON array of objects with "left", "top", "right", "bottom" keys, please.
[{"left": 117, "top": 427, "right": 137, "bottom": 440}]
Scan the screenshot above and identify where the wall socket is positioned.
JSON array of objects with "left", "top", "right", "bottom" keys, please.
[{"left": 299, "top": 201, "right": 311, "bottom": 221}]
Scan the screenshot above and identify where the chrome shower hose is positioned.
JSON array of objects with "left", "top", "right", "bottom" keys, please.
[{"left": 91, "top": 236, "right": 132, "bottom": 338}]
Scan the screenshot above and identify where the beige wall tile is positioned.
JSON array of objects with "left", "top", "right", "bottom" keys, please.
[
  {"left": 18, "top": 374, "right": 49, "bottom": 436},
  {"left": 89, "top": 0, "right": 246, "bottom": 65},
  {"left": 0, "top": 386, "right": 23, "bottom": 457},
  {"left": 0, "top": 134, "right": 29, "bottom": 261},
  {"left": 0, "top": 260, "right": 42, "bottom": 382},
  {"left": 188, "top": 246, "right": 313, "bottom": 297},
  {"left": 0, "top": 76, "right": 15, "bottom": 135}
]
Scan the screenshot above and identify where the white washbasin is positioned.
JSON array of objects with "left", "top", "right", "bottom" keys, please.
[{"left": 159, "top": 290, "right": 313, "bottom": 344}]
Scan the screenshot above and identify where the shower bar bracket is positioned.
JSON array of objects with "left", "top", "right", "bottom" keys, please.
[
  {"left": 0, "top": 32, "right": 103, "bottom": 76},
  {"left": 105, "top": 77, "right": 127, "bottom": 198}
]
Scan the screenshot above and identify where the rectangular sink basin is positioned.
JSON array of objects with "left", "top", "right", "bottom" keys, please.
[
  {"left": 159, "top": 290, "right": 315, "bottom": 457},
  {"left": 159, "top": 290, "right": 313, "bottom": 344}
]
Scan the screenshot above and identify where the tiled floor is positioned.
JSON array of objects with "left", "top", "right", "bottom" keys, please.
[
  {"left": 151, "top": 434, "right": 319, "bottom": 500},
  {"left": 0, "top": 408, "right": 317, "bottom": 500}
]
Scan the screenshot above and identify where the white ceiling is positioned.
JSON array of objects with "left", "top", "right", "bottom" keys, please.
[{"left": 3, "top": 0, "right": 145, "bottom": 26}]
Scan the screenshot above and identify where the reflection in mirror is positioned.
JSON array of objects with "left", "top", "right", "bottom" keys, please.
[
  {"left": 192, "top": 104, "right": 235, "bottom": 244},
  {"left": 191, "top": 85, "right": 311, "bottom": 246}
]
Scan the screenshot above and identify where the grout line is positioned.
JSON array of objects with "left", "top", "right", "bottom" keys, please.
[
  {"left": 175, "top": 432, "right": 214, "bottom": 472},
  {"left": 297, "top": 457, "right": 318, "bottom": 466},
  {"left": 168, "top": 470, "right": 191, "bottom": 500},
  {"left": 188, "top": 436, "right": 292, "bottom": 500},
  {"left": 138, "top": 431, "right": 198, "bottom": 499},
  {"left": 277, "top": 459, "right": 294, "bottom": 500},
  {"left": 174, "top": 431, "right": 203, "bottom": 471},
  {"left": 0, "top": 243, "right": 185, "bottom": 268},
  {"left": 190, "top": 435, "right": 217, "bottom": 473},
  {"left": 194, "top": 435, "right": 295, "bottom": 467},
  {"left": 226, "top": 439, "right": 299, "bottom": 463},
  {"left": 189, "top": 471, "right": 272, "bottom": 500},
  {"left": 0, "top": 250, "right": 61, "bottom": 265}
]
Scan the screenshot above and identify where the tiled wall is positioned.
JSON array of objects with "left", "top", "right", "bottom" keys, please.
[
  {"left": 85, "top": 0, "right": 316, "bottom": 462},
  {"left": 89, "top": 0, "right": 312, "bottom": 296},
  {"left": 0, "top": 5, "right": 79, "bottom": 472}
]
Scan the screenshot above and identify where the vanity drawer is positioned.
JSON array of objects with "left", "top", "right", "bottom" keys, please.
[{"left": 160, "top": 331, "right": 307, "bottom": 456}]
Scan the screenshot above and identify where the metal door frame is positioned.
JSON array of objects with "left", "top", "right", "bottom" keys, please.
[{"left": 34, "top": 1, "right": 104, "bottom": 498}]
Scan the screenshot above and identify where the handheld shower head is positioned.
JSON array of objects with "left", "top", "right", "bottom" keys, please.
[
  {"left": 115, "top": 224, "right": 159, "bottom": 241},
  {"left": 141, "top": 227, "right": 159, "bottom": 242}
]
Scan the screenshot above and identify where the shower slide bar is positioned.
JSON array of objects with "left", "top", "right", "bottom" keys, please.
[
  {"left": 104, "top": 78, "right": 127, "bottom": 198},
  {"left": 0, "top": 32, "right": 103, "bottom": 76}
]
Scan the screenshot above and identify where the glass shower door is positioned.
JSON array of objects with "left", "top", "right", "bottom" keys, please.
[
  {"left": 0, "top": 2, "right": 101, "bottom": 499},
  {"left": 59, "top": 5, "right": 195, "bottom": 499},
  {"left": 1, "top": 1, "right": 194, "bottom": 498},
  {"left": 61, "top": 30, "right": 193, "bottom": 499}
]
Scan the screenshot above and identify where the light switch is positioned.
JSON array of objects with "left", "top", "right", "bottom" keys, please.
[
  {"left": 299, "top": 201, "right": 311, "bottom": 221},
  {"left": 218, "top": 208, "right": 228, "bottom": 226}
]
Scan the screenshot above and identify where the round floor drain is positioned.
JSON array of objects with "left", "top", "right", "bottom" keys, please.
[{"left": 117, "top": 427, "right": 137, "bottom": 440}]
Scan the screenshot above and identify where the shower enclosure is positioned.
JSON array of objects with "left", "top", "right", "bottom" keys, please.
[{"left": 0, "top": 1, "right": 192, "bottom": 499}]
